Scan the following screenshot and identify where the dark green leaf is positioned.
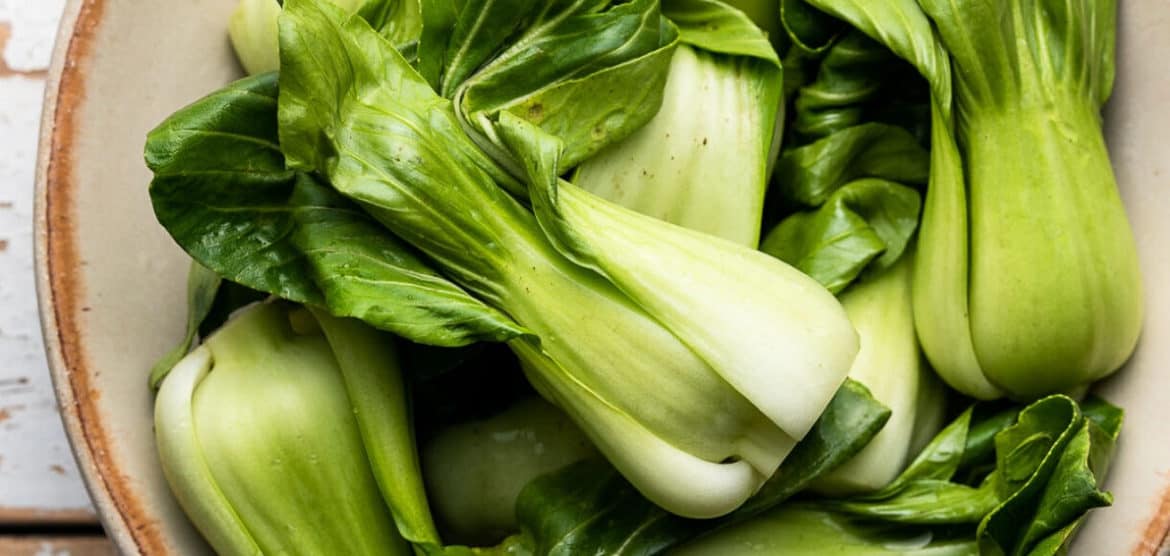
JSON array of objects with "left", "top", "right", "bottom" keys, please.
[
  {"left": 990, "top": 398, "right": 1079, "bottom": 499},
  {"left": 779, "top": 0, "right": 844, "bottom": 53},
  {"left": 147, "top": 72, "right": 315, "bottom": 304},
  {"left": 663, "top": 0, "right": 780, "bottom": 64},
  {"left": 874, "top": 409, "right": 974, "bottom": 496},
  {"left": 444, "top": 0, "right": 683, "bottom": 168},
  {"left": 1011, "top": 421, "right": 1110, "bottom": 554},
  {"left": 513, "top": 459, "right": 678, "bottom": 556},
  {"left": 787, "top": 30, "right": 928, "bottom": 144},
  {"left": 790, "top": 0, "right": 990, "bottom": 402},
  {"left": 1023, "top": 521, "right": 1077, "bottom": 556},
  {"left": 456, "top": 0, "right": 663, "bottom": 110},
  {"left": 790, "top": 31, "right": 892, "bottom": 139},
  {"left": 479, "top": 40, "right": 678, "bottom": 176},
  {"left": 819, "top": 395, "right": 1121, "bottom": 552},
  {"left": 288, "top": 175, "right": 527, "bottom": 345},
  {"left": 737, "top": 378, "right": 891, "bottom": 516},
  {"left": 417, "top": 0, "right": 459, "bottom": 88},
  {"left": 358, "top": 0, "right": 423, "bottom": 52},
  {"left": 796, "top": 0, "right": 954, "bottom": 109},
  {"left": 415, "top": 0, "right": 687, "bottom": 177},
  {"left": 147, "top": 68, "right": 526, "bottom": 346},
  {"left": 761, "top": 178, "right": 920, "bottom": 294},
  {"left": 667, "top": 395, "right": 1121, "bottom": 552},
  {"left": 827, "top": 479, "right": 999, "bottom": 525},
  {"left": 958, "top": 405, "right": 1023, "bottom": 478},
  {"left": 819, "top": 409, "right": 999, "bottom": 526},
  {"left": 977, "top": 397, "right": 1119, "bottom": 556},
  {"left": 775, "top": 123, "right": 929, "bottom": 208},
  {"left": 437, "top": 0, "right": 554, "bottom": 97},
  {"left": 1080, "top": 396, "right": 1123, "bottom": 480}
]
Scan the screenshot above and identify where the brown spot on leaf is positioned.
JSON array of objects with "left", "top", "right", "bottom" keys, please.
[
  {"left": 0, "top": 22, "right": 50, "bottom": 78},
  {"left": 527, "top": 103, "right": 543, "bottom": 120}
]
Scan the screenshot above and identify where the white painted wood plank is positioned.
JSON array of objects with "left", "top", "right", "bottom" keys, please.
[
  {"left": 0, "top": 0, "right": 95, "bottom": 521},
  {"left": 0, "top": 536, "right": 115, "bottom": 556}
]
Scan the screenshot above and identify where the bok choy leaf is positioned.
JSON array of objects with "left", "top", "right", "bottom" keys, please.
[
  {"left": 417, "top": 0, "right": 680, "bottom": 170},
  {"left": 146, "top": 71, "right": 526, "bottom": 347},
  {"left": 822, "top": 396, "right": 1121, "bottom": 556},
  {"left": 762, "top": 178, "right": 920, "bottom": 295}
]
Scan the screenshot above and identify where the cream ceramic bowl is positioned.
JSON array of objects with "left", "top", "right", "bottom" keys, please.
[{"left": 32, "top": 0, "right": 1170, "bottom": 554}]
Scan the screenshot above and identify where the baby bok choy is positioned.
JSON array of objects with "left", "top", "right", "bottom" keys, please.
[
  {"left": 149, "top": 0, "right": 859, "bottom": 521},
  {"left": 918, "top": 0, "right": 1142, "bottom": 399},
  {"left": 153, "top": 301, "right": 437, "bottom": 555},
  {"left": 795, "top": 0, "right": 1142, "bottom": 399}
]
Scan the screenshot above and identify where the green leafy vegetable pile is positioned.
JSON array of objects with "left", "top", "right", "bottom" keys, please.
[{"left": 143, "top": 0, "right": 1139, "bottom": 554}]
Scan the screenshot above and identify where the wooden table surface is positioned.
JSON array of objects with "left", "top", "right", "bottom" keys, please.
[{"left": 1, "top": 0, "right": 115, "bottom": 553}]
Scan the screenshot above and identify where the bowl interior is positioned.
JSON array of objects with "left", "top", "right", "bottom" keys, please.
[{"left": 34, "top": 0, "right": 1170, "bottom": 554}]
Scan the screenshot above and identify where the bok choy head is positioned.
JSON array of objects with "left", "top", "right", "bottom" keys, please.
[
  {"left": 793, "top": 0, "right": 1142, "bottom": 400},
  {"left": 917, "top": 0, "right": 1141, "bottom": 399},
  {"left": 153, "top": 302, "right": 436, "bottom": 555}
]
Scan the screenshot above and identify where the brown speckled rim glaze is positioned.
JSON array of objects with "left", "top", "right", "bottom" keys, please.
[
  {"left": 28, "top": 1, "right": 1170, "bottom": 555},
  {"left": 34, "top": 0, "right": 165, "bottom": 554}
]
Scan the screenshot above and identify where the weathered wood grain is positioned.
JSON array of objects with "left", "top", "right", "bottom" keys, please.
[
  {"left": 0, "top": 0, "right": 95, "bottom": 522},
  {"left": 0, "top": 536, "right": 115, "bottom": 556}
]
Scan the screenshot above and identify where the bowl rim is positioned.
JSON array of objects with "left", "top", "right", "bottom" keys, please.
[
  {"left": 29, "top": 0, "right": 1170, "bottom": 554},
  {"left": 33, "top": 0, "right": 160, "bottom": 553}
]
